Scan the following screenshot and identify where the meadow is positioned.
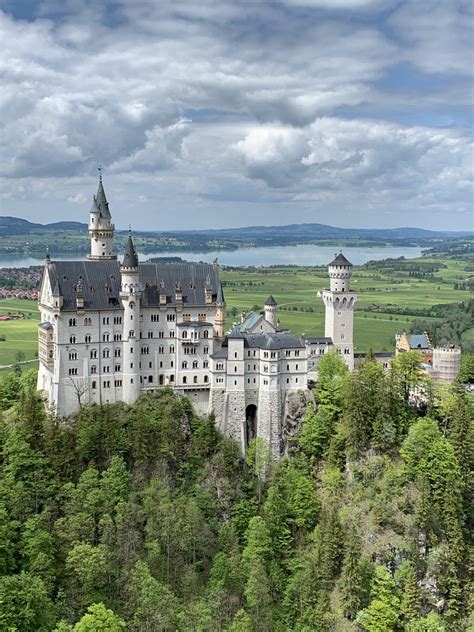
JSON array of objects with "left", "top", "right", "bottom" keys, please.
[{"left": 0, "top": 256, "right": 471, "bottom": 376}]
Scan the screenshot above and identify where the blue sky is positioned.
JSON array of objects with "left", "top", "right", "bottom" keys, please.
[{"left": 0, "top": 0, "right": 472, "bottom": 231}]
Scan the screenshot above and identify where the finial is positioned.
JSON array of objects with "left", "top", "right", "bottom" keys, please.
[
  {"left": 128, "top": 224, "right": 132, "bottom": 236},
  {"left": 98, "top": 165, "right": 102, "bottom": 181},
  {"left": 45, "top": 245, "right": 50, "bottom": 262}
]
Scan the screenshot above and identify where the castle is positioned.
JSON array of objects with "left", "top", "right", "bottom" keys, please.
[{"left": 37, "top": 176, "right": 358, "bottom": 457}]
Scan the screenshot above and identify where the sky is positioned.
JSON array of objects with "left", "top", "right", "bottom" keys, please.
[{"left": 0, "top": 0, "right": 473, "bottom": 231}]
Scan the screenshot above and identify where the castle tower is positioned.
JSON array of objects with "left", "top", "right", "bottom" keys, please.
[
  {"left": 88, "top": 172, "right": 116, "bottom": 260},
  {"left": 264, "top": 295, "right": 278, "bottom": 328},
  {"left": 322, "top": 253, "right": 357, "bottom": 370},
  {"left": 215, "top": 282, "right": 226, "bottom": 339},
  {"left": 120, "top": 234, "right": 141, "bottom": 404}
]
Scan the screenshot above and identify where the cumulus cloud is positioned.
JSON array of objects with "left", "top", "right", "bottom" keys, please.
[{"left": 0, "top": 1, "right": 472, "bottom": 230}]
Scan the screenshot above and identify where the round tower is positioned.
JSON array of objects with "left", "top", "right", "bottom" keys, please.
[
  {"left": 215, "top": 282, "right": 226, "bottom": 339},
  {"left": 328, "top": 252, "right": 353, "bottom": 292},
  {"left": 432, "top": 346, "right": 461, "bottom": 384},
  {"left": 120, "top": 234, "right": 141, "bottom": 404},
  {"left": 322, "top": 252, "right": 357, "bottom": 370},
  {"left": 264, "top": 295, "right": 278, "bottom": 328},
  {"left": 88, "top": 172, "right": 116, "bottom": 260}
]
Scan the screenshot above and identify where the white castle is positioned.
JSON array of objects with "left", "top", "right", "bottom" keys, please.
[{"left": 37, "top": 177, "right": 356, "bottom": 457}]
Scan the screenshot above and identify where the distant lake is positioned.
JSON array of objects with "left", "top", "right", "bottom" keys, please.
[{"left": 0, "top": 244, "right": 424, "bottom": 269}]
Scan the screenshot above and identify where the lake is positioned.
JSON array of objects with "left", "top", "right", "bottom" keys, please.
[{"left": 0, "top": 244, "right": 424, "bottom": 269}]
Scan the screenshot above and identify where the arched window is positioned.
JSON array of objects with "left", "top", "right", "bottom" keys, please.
[
  {"left": 182, "top": 330, "right": 188, "bottom": 339},
  {"left": 203, "top": 330, "right": 209, "bottom": 339},
  {"left": 90, "top": 349, "right": 97, "bottom": 359},
  {"left": 69, "top": 335, "right": 76, "bottom": 344},
  {"left": 85, "top": 335, "right": 91, "bottom": 343}
]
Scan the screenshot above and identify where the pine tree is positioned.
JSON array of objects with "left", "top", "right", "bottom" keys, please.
[
  {"left": 400, "top": 563, "right": 421, "bottom": 623},
  {"left": 339, "top": 525, "right": 370, "bottom": 620}
]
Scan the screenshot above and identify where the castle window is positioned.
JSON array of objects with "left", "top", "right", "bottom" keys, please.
[
  {"left": 263, "top": 379, "right": 268, "bottom": 385},
  {"left": 234, "top": 366, "right": 237, "bottom": 373},
  {"left": 182, "top": 330, "right": 188, "bottom": 339},
  {"left": 216, "top": 363, "right": 224, "bottom": 370},
  {"left": 103, "top": 349, "right": 110, "bottom": 358},
  {"left": 295, "top": 351, "right": 300, "bottom": 357},
  {"left": 271, "top": 352, "right": 276, "bottom": 358},
  {"left": 115, "top": 379, "right": 122, "bottom": 387},
  {"left": 103, "top": 380, "right": 110, "bottom": 388},
  {"left": 234, "top": 380, "right": 237, "bottom": 386},
  {"left": 85, "top": 335, "right": 91, "bottom": 343},
  {"left": 158, "top": 331, "right": 164, "bottom": 338},
  {"left": 103, "top": 317, "right": 109, "bottom": 325},
  {"left": 287, "top": 378, "right": 289, "bottom": 384},
  {"left": 92, "top": 381, "right": 96, "bottom": 389},
  {"left": 68, "top": 368, "right": 78, "bottom": 376},
  {"left": 69, "top": 351, "right": 77, "bottom": 361},
  {"left": 182, "top": 361, "right": 188, "bottom": 369},
  {"left": 129, "top": 330, "right": 134, "bottom": 338},
  {"left": 69, "top": 318, "right": 76, "bottom": 327},
  {"left": 130, "top": 363, "right": 133, "bottom": 369},
  {"left": 204, "top": 346, "right": 209, "bottom": 354},
  {"left": 130, "top": 302, "right": 135, "bottom": 310},
  {"left": 167, "top": 314, "right": 175, "bottom": 322},
  {"left": 170, "top": 375, "right": 174, "bottom": 382},
  {"left": 203, "top": 361, "right": 208, "bottom": 369},
  {"left": 90, "top": 349, "right": 97, "bottom": 359},
  {"left": 159, "top": 346, "right": 164, "bottom": 354},
  {"left": 170, "top": 330, "right": 175, "bottom": 338},
  {"left": 204, "top": 375, "right": 208, "bottom": 383},
  {"left": 84, "top": 317, "right": 92, "bottom": 326},
  {"left": 114, "top": 333, "right": 122, "bottom": 341},
  {"left": 296, "top": 378, "right": 299, "bottom": 383},
  {"left": 183, "top": 376, "right": 187, "bottom": 384},
  {"left": 263, "top": 352, "right": 268, "bottom": 358},
  {"left": 341, "top": 334, "right": 345, "bottom": 340},
  {"left": 193, "top": 376, "right": 198, "bottom": 384},
  {"left": 193, "top": 360, "right": 198, "bottom": 369},
  {"left": 103, "top": 366, "right": 110, "bottom": 373},
  {"left": 91, "top": 366, "right": 97, "bottom": 374},
  {"left": 69, "top": 335, "right": 76, "bottom": 344},
  {"left": 115, "top": 364, "right": 121, "bottom": 372},
  {"left": 287, "top": 364, "right": 290, "bottom": 371},
  {"left": 296, "top": 364, "right": 299, "bottom": 370},
  {"left": 115, "top": 348, "right": 121, "bottom": 358},
  {"left": 141, "top": 346, "right": 149, "bottom": 355},
  {"left": 151, "top": 314, "right": 159, "bottom": 322},
  {"left": 234, "top": 352, "right": 238, "bottom": 359},
  {"left": 103, "top": 333, "right": 110, "bottom": 342},
  {"left": 203, "top": 330, "right": 209, "bottom": 339},
  {"left": 148, "top": 331, "right": 153, "bottom": 338}
]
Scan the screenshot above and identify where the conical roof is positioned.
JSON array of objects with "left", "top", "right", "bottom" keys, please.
[
  {"left": 52, "top": 279, "right": 61, "bottom": 296},
  {"left": 328, "top": 252, "right": 352, "bottom": 267},
  {"left": 122, "top": 235, "right": 139, "bottom": 268},
  {"left": 265, "top": 295, "right": 278, "bottom": 306},
  {"left": 95, "top": 177, "right": 111, "bottom": 219}
]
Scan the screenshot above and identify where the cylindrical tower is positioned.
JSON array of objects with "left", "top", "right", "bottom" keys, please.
[
  {"left": 432, "top": 346, "right": 461, "bottom": 384},
  {"left": 88, "top": 174, "right": 116, "bottom": 260},
  {"left": 322, "top": 252, "right": 357, "bottom": 370},
  {"left": 264, "top": 295, "right": 278, "bottom": 328},
  {"left": 120, "top": 235, "right": 141, "bottom": 404},
  {"left": 328, "top": 253, "right": 353, "bottom": 292}
]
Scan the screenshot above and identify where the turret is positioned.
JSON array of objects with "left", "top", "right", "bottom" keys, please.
[
  {"left": 264, "top": 295, "right": 278, "bottom": 327},
  {"left": 322, "top": 252, "right": 357, "bottom": 370},
  {"left": 215, "top": 282, "right": 226, "bottom": 339},
  {"left": 120, "top": 234, "right": 141, "bottom": 404},
  {"left": 328, "top": 252, "right": 352, "bottom": 292},
  {"left": 88, "top": 172, "right": 116, "bottom": 260}
]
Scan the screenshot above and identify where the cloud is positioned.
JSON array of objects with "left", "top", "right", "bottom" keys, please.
[
  {"left": 0, "top": 1, "right": 472, "bottom": 230},
  {"left": 67, "top": 193, "right": 87, "bottom": 204}
]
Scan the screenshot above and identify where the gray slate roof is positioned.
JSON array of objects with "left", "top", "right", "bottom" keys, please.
[
  {"left": 122, "top": 235, "right": 139, "bottom": 268},
  {"left": 94, "top": 179, "right": 111, "bottom": 219},
  {"left": 409, "top": 334, "right": 430, "bottom": 349},
  {"left": 265, "top": 295, "right": 278, "bottom": 306},
  {"left": 46, "top": 259, "right": 221, "bottom": 311},
  {"left": 329, "top": 252, "right": 352, "bottom": 267},
  {"left": 227, "top": 330, "right": 304, "bottom": 350},
  {"left": 303, "top": 336, "right": 333, "bottom": 344}
]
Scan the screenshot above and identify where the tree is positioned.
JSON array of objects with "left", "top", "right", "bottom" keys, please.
[
  {"left": 0, "top": 571, "right": 55, "bottom": 632},
  {"left": 66, "top": 543, "right": 107, "bottom": 609},
  {"left": 356, "top": 565, "right": 401, "bottom": 632},
  {"left": 72, "top": 603, "right": 125, "bottom": 631},
  {"left": 245, "top": 437, "right": 272, "bottom": 502},
  {"left": 126, "top": 560, "right": 180, "bottom": 631},
  {"left": 399, "top": 562, "right": 421, "bottom": 623},
  {"left": 339, "top": 524, "right": 372, "bottom": 620}
]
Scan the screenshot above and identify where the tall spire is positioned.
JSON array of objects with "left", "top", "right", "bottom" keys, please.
[
  {"left": 122, "top": 231, "right": 139, "bottom": 268},
  {"left": 95, "top": 173, "right": 111, "bottom": 219}
]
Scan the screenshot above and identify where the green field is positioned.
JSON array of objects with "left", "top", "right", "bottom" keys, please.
[
  {"left": 0, "top": 256, "right": 471, "bottom": 376},
  {"left": 221, "top": 258, "right": 472, "bottom": 352},
  {"left": 0, "top": 299, "right": 39, "bottom": 375}
]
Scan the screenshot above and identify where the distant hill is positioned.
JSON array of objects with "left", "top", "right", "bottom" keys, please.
[
  {"left": 0, "top": 215, "right": 471, "bottom": 245},
  {"left": 0, "top": 216, "right": 88, "bottom": 236}
]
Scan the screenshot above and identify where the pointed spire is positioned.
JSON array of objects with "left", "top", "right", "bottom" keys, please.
[
  {"left": 122, "top": 233, "right": 139, "bottom": 268},
  {"left": 95, "top": 169, "right": 111, "bottom": 219},
  {"left": 216, "top": 282, "right": 225, "bottom": 305}
]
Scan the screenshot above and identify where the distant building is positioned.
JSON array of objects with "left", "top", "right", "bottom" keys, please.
[{"left": 395, "top": 331, "right": 461, "bottom": 384}]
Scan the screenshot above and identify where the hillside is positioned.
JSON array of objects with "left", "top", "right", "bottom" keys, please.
[{"left": 0, "top": 357, "right": 471, "bottom": 630}]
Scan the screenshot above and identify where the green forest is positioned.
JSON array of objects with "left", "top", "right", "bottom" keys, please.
[{"left": 0, "top": 352, "right": 472, "bottom": 631}]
